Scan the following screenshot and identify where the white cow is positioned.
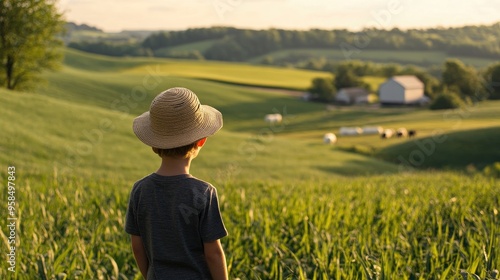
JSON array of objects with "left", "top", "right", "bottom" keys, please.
[
  {"left": 323, "top": 133, "right": 337, "bottom": 144},
  {"left": 396, "top": 128, "right": 408, "bottom": 138},
  {"left": 381, "top": 129, "right": 395, "bottom": 139}
]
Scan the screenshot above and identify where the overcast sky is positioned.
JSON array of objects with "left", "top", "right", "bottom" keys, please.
[{"left": 58, "top": 0, "right": 500, "bottom": 32}]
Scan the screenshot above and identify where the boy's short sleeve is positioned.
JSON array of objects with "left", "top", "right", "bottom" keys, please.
[
  {"left": 125, "top": 187, "right": 141, "bottom": 236},
  {"left": 199, "top": 187, "right": 227, "bottom": 242}
]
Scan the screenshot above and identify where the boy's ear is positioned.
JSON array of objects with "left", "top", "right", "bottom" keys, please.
[{"left": 196, "top": 138, "right": 207, "bottom": 147}]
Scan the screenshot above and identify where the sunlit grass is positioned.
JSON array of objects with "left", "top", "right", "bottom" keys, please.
[{"left": 0, "top": 171, "right": 497, "bottom": 279}]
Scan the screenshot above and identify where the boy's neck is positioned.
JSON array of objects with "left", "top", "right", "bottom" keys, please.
[{"left": 155, "top": 156, "right": 193, "bottom": 176}]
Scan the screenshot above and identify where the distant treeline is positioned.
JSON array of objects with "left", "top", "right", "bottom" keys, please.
[
  {"left": 66, "top": 22, "right": 102, "bottom": 32},
  {"left": 144, "top": 25, "right": 500, "bottom": 60},
  {"left": 68, "top": 23, "right": 500, "bottom": 63}
]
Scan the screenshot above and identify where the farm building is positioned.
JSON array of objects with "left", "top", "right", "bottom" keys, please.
[
  {"left": 378, "top": 75, "right": 424, "bottom": 105},
  {"left": 335, "top": 87, "right": 370, "bottom": 105}
]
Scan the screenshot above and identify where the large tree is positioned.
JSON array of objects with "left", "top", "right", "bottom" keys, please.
[
  {"left": 334, "top": 63, "right": 371, "bottom": 91},
  {"left": 308, "top": 77, "right": 336, "bottom": 102},
  {"left": 0, "top": 0, "right": 64, "bottom": 90},
  {"left": 441, "top": 59, "right": 487, "bottom": 101},
  {"left": 334, "top": 64, "right": 363, "bottom": 89}
]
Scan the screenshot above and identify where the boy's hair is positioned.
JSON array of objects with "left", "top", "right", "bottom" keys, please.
[{"left": 152, "top": 141, "right": 199, "bottom": 158}]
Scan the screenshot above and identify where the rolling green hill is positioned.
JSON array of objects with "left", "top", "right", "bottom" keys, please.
[
  {"left": 59, "top": 49, "right": 386, "bottom": 92},
  {"left": 9, "top": 49, "right": 401, "bottom": 181},
  {"left": 376, "top": 126, "right": 500, "bottom": 170},
  {"left": 248, "top": 48, "right": 496, "bottom": 68},
  {"left": 2, "top": 86, "right": 401, "bottom": 183},
  {"left": 1, "top": 48, "right": 499, "bottom": 280},
  {"left": 29, "top": 49, "right": 500, "bottom": 179},
  {"left": 142, "top": 40, "right": 495, "bottom": 68}
]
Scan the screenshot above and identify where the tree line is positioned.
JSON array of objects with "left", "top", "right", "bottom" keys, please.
[{"left": 68, "top": 24, "right": 500, "bottom": 62}]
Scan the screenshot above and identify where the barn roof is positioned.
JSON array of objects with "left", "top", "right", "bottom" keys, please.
[{"left": 391, "top": 75, "right": 424, "bottom": 89}]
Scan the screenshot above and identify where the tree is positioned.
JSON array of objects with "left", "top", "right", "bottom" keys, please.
[
  {"left": 204, "top": 37, "right": 247, "bottom": 61},
  {"left": 429, "top": 92, "right": 464, "bottom": 110},
  {"left": 381, "top": 64, "right": 402, "bottom": 78},
  {"left": 334, "top": 64, "right": 363, "bottom": 89},
  {"left": 441, "top": 59, "right": 487, "bottom": 101},
  {"left": 0, "top": 0, "right": 64, "bottom": 90},
  {"left": 483, "top": 62, "right": 500, "bottom": 100},
  {"left": 308, "top": 77, "right": 336, "bottom": 102},
  {"left": 334, "top": 63, "right": 371, "bottom": 91}
]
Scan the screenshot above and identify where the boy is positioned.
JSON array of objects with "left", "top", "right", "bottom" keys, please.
[{"left": 125, "top": 87, "right": 228, "bottom": 280}]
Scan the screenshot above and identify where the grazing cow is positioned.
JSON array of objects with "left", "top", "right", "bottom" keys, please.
[
  {"left": 396, "top": 128, "right": 408, "bottom": 138},
  {"left": 408, "top": 130, "right": 416, "bottom": 138},
  {"left": 381, "top": 129, "right": 394, "bottom": 139},
  {"left": 264, "top": 114, "right": 282, "bottom": 124},
  {"left": 323, "top": 133, "right": 337, "bottom": 144}
]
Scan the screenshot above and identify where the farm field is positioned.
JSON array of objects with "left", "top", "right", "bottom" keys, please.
[
  {"left": 0, "top": 49, "right": 499, "bottom": 279},
  {"left": 58, "top": 49, "right": 386, "bottom": 92}
]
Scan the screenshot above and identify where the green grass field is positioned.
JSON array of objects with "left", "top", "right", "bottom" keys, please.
[
  {"left": 121, "top": 58, "right": 332, "bottom": 91},
  {"left": 0, "top": 49, "right": 499, "bottom": 279},
  {"left": 59, "top": 49, "right": 385, "bottom": 92}
]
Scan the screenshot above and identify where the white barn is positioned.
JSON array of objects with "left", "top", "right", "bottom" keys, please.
[
  {"left": 335, "top": 87, "right": 370, "bottom": 105},
  {"left": 378, "top": 75, "right": 424, "bottom": 105}
]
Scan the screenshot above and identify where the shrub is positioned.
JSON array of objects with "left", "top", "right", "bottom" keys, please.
[{"left": 429, "top": 92, "right": 464, "bottom": 110}]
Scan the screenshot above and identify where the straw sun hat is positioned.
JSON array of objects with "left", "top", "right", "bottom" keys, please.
[{"left": 133, "top": 87, "right": 223, "bottom": 149}]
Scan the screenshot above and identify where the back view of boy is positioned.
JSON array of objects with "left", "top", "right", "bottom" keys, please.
[{"left": 125, "top": 87, "right": 228, "bottom": 279}]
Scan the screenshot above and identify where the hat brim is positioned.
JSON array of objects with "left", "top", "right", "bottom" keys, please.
[{"left": 133, "top": 105, "right": 223, "bottom": 149}]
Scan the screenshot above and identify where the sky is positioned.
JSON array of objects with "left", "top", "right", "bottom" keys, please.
[{"left": 57, "top": 0, "right": 500, "bottom": 32}]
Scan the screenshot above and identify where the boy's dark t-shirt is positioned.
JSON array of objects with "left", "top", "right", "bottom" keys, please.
[{"left": 125, "top": 173, "right": 227, "bottom": 280}]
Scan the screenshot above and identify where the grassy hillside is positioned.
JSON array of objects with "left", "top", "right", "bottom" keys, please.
[
  {"left": 33, "top": 50, "right": 500, "bottom": 179},
  {"left": 122, "top": 59, "right": 332, "bottom": 90},
  {"left": 1, "top": 87, "right": 401, "bottom": 183},
  {"left": 60, "top": 49, "right": 386, "bottom": 92},
  {"left": 60, "top": 48, "right": 332, "bottom": 91},
  {"left": 376, "top": 126, "right": 500, "bottom": 170},
  {"left": 248, "top": 48, "right": 495, "bottom": 68},
  {"left": 1, "top": 49, "right": 499, "bottom": 279},
  {"left": 160, "top": 41, "right": 496, "bottom": 68}
]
